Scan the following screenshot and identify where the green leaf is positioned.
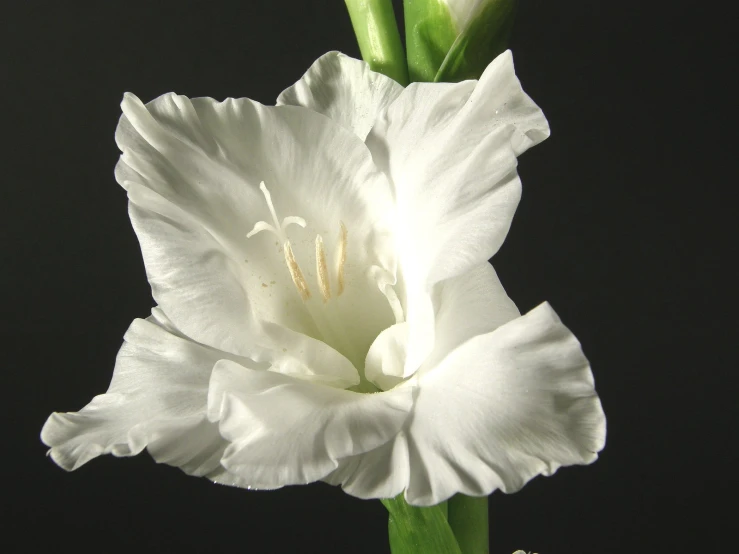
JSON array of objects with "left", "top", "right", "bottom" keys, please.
[
  {"left": 381, "top": 495, "right": 462, "bottom": 554},
  {"left": 435, "top": 0, "right": 517, "bottom": 82},
  {"left": 403, "top": 0, "right": 458, "bottom": 83},
  {"left": 345, "top": 0, "right": 410, "bottom": 85}
]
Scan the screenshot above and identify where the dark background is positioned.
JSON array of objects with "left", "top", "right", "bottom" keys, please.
[{"left": 2, "top": 1, "right": 732, "bottom": 552}]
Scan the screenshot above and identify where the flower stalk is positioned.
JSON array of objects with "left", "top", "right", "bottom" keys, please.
[
  {"left": 344, "top": 0, "right": 410, "bottom": 85},
  {"left": 381, "top": 494, "right": 489, "bottom": 553},
  {"left": 381, "top": 495, "right": 462, "bottom": 553},
  {"left": 447, "top": 494, "right": 489, "bottom": 554}
]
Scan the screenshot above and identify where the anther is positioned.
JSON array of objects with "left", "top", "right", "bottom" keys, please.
[
  {"left": 284, "top": 242, "right": 311, "bottom": 301},
  {"left": 315, "top": 235, "right": 331, "bottom": 302},
  {"left": 336, "top": 221, "right": 348, "bottom": 296}
]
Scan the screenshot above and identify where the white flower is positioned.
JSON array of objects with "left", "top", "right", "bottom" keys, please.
[{"left": 41, "top": 50, "right": 606, "bottom": 506}]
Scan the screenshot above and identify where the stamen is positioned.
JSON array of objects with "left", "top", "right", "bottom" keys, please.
[
  {"left": 315, "top": 235, "right": 331, "bottom": 302},
  {"left": 245, "top": 181, "right": 313, "bottom": 301},
  {"left": 284, "top": 242, "right": 311, "bottom": 301},
  {"left": 335, "top": 221, "right": 348, "bottom": 296}
]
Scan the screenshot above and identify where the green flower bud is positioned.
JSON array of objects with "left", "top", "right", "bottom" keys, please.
[{"left": 404, "top": 0, "right": 517, "bottom": 82}]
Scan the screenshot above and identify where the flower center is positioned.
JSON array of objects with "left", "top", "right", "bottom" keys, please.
[
  {"left": 246, "top": 182, "right": 401, "bottom": 393},
  {"left": 246, "top": 182, "right": 348, "bottom": 304}
]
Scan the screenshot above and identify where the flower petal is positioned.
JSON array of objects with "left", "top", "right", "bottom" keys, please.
[
  {"left": 40, "top": 315, "right": 229, "bottom": 476},
  {"left": 277, "top": 51, "right": 404, "bottom": 140},
  {"left": 366, "top": 50, "right": 549, "bottom": 375},
  {"left": 324, "top": 434, "right": 409, "bottom": 500},
  {"left": 116, "top": 92, "right": 397, "bottom": 382},
  {"left": 366, "top": 262, "right": 518, "bottom": 389},
  {"left": 365, "top": 322, "right": 409, "bottom": 391},
  {"left": 426, "top": 261, "right": 520, "bottom": 367},
  {"left": 339, "top": 263, "right": 522, "bottom": 498},
  {"left": 206, "top": 359, "right": 415, "bottom": 488},
  {"left": 367, "top": 49, "right": 548, "bottom": 279},
  {"left": 127, "top": 196, "right": 360, "bottom": 389},
  {"left": 403, "top": 303, "right": 606, "bottom": 506}
]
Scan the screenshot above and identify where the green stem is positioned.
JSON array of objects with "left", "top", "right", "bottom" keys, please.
[
  {"left": 344, "top": 0, "right": 410, "bottom": 85},
  {"left": 381, "top": 496, "right": 461, "bottom": 554},
  {"left": 447, "top": 495, "right": 489, "bottom": 554}
]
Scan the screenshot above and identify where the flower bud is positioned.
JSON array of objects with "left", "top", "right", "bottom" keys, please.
[{"left": 405, "top": 0, "right": 517, "bottom": 82}]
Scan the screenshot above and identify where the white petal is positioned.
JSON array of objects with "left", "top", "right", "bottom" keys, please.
[
  {"left": 277, "top": 51, "right": 404, "bottom": 140},
  {"left": 403, "top": 303, "right": 606, "bottom": 506},
  {"left": 207, "top": 466, "right": 279, "bottom": 490},
  {"left": 116, "top": 92, "right": 397, "bottom": 382},
  {"left": 128, "top": 196, "right": 359, "bottom": 389},
  {"left": 367, "top": 262, "right": 518, "bottom": 389},
  {"left": 324, "top": 433, "right": 409, "bottom": 500},
  {"left": 40, "top": 316, "right": 229, "bottom": 476},
  {"left": 368, "top": 50, "right": 547, "bottom": 282},
  {"left": 366, "top": 50, "right": 549, "bottom": 375},
  {"left": 206, "top": 359, "right": 415, "bottom": 488},
  {"left": 338, "top": 264, "right": 521, "bottom": 498},
  {"left": 144, "top": 416, "right": 227, "bottom": 477},
  {"left": 426, "top": 261, "right": 520, "bottom": 368},
  {"left": 365, "top": 322, "right": 409, "bottom": 390}
]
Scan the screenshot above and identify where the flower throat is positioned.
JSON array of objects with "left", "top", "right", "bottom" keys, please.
[{"left": 247, "top": 181, "right": 347, "bottom": 304}]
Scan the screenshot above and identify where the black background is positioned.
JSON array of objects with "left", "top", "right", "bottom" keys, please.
[{"left": 3, "top": 1, "right": 733, "bottom": 552}]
